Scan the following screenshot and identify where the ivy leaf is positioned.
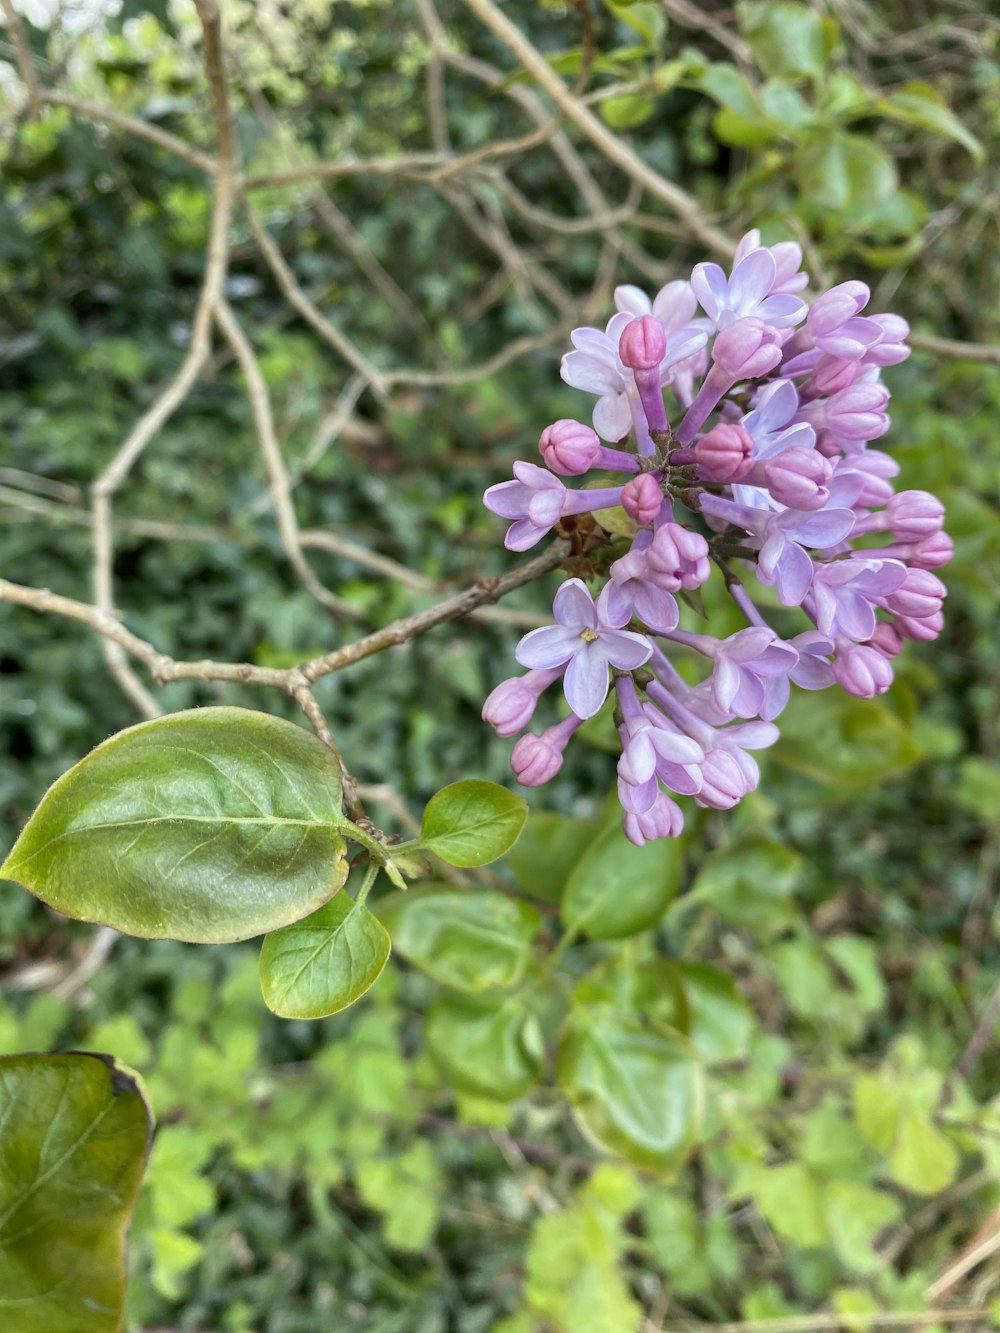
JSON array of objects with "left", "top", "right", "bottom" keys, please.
[
  {"left": 379, "top": 886, "right": 540, "bottom": 992},
  {"left": 425, "top": 994, "right": 544, "bottom": 1100},
  {"left": 415, "top": 780, "right": 528, "bottom": 867},
  {"left": 1, "top": 708, "right": 350, "bottom": 943},
  {"left": 259, "top": 895, "right": 391, "bottom": 1019},
  {"left": 561, "top": 822, "right": 680, "bottom": 939},
  {"left": 557, "top": 1011, "right": 702, "bottom": 1172},
  {"left": 0, "top": 1052, "right": 152, "bottom": 1332}
]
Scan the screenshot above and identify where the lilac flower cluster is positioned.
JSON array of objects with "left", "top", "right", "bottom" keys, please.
[{"left": 483, "top": 232, "right": 951, "bottom": 845}]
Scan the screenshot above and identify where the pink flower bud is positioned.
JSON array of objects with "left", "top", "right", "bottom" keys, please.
[
  {"left": 868, "top": 622, "right": 903, "bottom": 658},
  {"left": 910, "top": 530, "right": 953, "bottom": 571},
  {"left": 810, "top": 354, "right": 861, "bottom": 395},
  {"left": 885, "top": 490, "right": 945, "bottom": 542},
  {"left": 895, "top": 610, "right": 944, "bottom": 642},
  {"left": 808, "top": 281, "right": 870, "bottom": 336},
  {"left": 511, "top": 731, "right": 564, "bottom": 786},
  {"left": 695, "top": 422, "right": 755, "bottom": 482},
  {"left": 712, "top": 318, "right": 784, "bottom": 379},
  {"left": 539, "top": 418, "right": 602, "bottom": 476},
  {"left": 833, "top": 643, "right": 893, "bottom": 698},
  {"left": 647, "top": 522, "right": 710, "bottom": 591},
  {"left": 865, "top": 314, "right": 910, "bottom": 367},
  {"left": 619, "top": 314, "right": 666, "bottom": 371},
  {"left": 764, "top": 447, "right": 832, "bottom": 509},
  {"left": 884, "top": 568, "right": 946, "bottom": 619},
  {"left": 696, "top": 749, "right": 755, "bottom": 809},
  {"left": 482, "top": 671, "right": 553, "bottom": 738},
  {"left": 826, "top": 382, "right": 890, "bottom": 441},
  {"left": 623, "top": 791, "right": 684, "bottom": 845},
  {"left": 620, "top": 473, "right": 663, "bottom": 525}
]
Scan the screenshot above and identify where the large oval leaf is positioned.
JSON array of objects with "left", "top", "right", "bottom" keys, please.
[
  {"left": 259, "top": 894, "right": 391, "bottom": 1018},
  {"left": 556, "top": 1011, "right": 703, "bottom": 1172},
  {"left": 561, "top": 823, "right": 680, "bottom": 939},
  {"left": 0, "top": 707, "right": 350, "bottom": 943},
  {"left": 0, "top": 1052, "right": 152, "bottom": 1333},
  {"left": 379, "top": 886, "right": 540, "bottom": 992},
  {"left": 424, "top": 994, "right": 544, "bottom": 1100},
  {"left": 417, "top": 780, "right": 527, "bottom": 868}
]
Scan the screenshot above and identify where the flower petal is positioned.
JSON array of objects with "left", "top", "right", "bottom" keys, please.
[
  {"left": 553, "top": 578, "right": 597, "bottom": 631},
  {"left": 515, "top": 625, "right": 579, "bottom": 669},
  {"left": 563, "top": 645, "right": 611, "bottom": 719}
]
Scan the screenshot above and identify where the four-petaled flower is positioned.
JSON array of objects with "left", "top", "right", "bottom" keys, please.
[{"left": 515, "top": 580, "right": 652, "bottom": 719}]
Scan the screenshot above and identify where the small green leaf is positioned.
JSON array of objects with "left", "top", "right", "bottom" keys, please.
[
  {"left": 686, "top": 836, "right": 801, "bottom": 931},
  {"left": 712, "top": 107, "right": 780, "bottom": 149},
  {"left": 878, "top": 82, "right": 984, "bottom": 163},
  {"left": 259, "top": 894, "right": 391, "bottom": 1018},
  {"left": 504, "top": 809, "right": 604, "bottom": 903},
  {"left": 417, "top": 780, "right": 528, "bottom": 867},
  {"left": 600, "top": 93, "right": 657, "bottom": 130},
  {"left": 749, "top": 1161, "right": 829, "bottom": 1248},
  {"left": 561, "top": 822, "right": 680, "bottom": 939},
  {"left": 698, "top": 63, "right": 762, "bottom": 119},
  {"left": 677, "top": 963, "right": 753, "bottom": 1064},
  {"left": 379, "top": 886, "right": 539, "bottom": 992},
  {"left": 0, "top": 1052, "right": 152, "bottom": 1332},
  {"left": 795, "top": 132, "right": 897, "bottom": 213},
  {"left": 889, "top": 1113, "right": 959, "bottom": 1196},
  {"left": 1, "top": 707, "right": 350, "bottom": 943},
  {"left": 425, "top": 994, "right": 544, "bottom": 1100},
  {"left": 742, "top": 1, "right": 837, "bottom": 80},
  {"left": 557, "top": 1012, "right": 702, "bottom": 1171},
  {"left": 771, "top": 688, "right": 921, "bottom": 797}
]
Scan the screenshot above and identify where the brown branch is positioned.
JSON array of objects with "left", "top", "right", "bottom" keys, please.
[
  {"left": 909, "top": 331, "right": 1000, "bottom": 366},
  {"left": 0, "top": 0, "right": 42, "bottom": 117},
  {"left": 40, "top": 91, "right": 216, "bottom": 173}
]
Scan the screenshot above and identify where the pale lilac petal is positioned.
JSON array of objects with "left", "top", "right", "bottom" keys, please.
[
  {"left": 601, "top": 629, "right": 654, "bottom": 671},
  {"left": 620, "top": 732, "right": 657, "bottom": 785},
  {"left": 784, "top": 508, "right": 856, "bottom": 549},
  {"left": 761, "top": 675, "right": 791, "bottom": 720},
  {"left": 631, "top": 583, "right": 679, "bottom": 633},
  {"left": 561, "top": 350, "right": 621, "bottom": 396},
  {"left": 484, "top": 480, "right": 531, "bottom": 519},
  {"left": 652, "top": 280, "right": 697, "bottom": 328},
  {"left": 554, "top": 578, "right": 597, "bottom": 631},
  {"left": 592, "top": 392, "right": 632, "bottom": 441},
  {"left": 712, "top": 657, "right": 741, "bottom": 711},
  {"left": 723, "top": 721, "right": 780, "bottom": 749},
  {"left": 837, "top": 593, "right": 877, "bottom": 643},
  {"left": 615, "top": 284, "right": 652, "bottom": 316},
  {"left": 564, "top": 647, "right": 611, "bottom": 719},
  {"left": 504, "top": 520, "right": 547, "bottom": 551},
  {"left": 515, "top": 624, "right": 579, "bottom": 669},
  {"left": 756, "top": 293, "right": 807, "bottom": 327},
  {"left": 601, "top": 581, "right": 633, "bottom": 629},
  {"left": 618, "top": 773, "right": 659, "bottom": 814},
  {"left": 690, "top": 262, "right": 728, "bottom": 322},
  {"left": 730, "top": 250, "right": 776, "bottom": 312},
  {"left": 772, "top": 542, "right": 815, "bottom": 605}
]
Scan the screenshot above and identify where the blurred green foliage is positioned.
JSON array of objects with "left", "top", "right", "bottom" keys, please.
[{"left": 1, "top": 0, "right": 1000, "bottom": 1329}]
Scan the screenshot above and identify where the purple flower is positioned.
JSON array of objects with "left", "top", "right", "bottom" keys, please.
[
  {"left": 809, "top": 558, "right": 907, "bottom": 642},
  {"left": 482, "top": 668, "right": 560, "bottom": 738},
  {"left": 623, "top": 790, "right": 685, "bottom": 846},
  {"left": 692, "top": 249, "right": 806, "bottom": 331},
  {"left": 511, "top": 716, "right": 582, "bottom": 786},
  {"left": 515, "top": 579, "right": 652, "bottom": 719},
  {"left": 605, "top": 532, "right": 680, "bottom": 633},
  {"left": 484, "top": 462, "right": 622, "bottom": 551}
]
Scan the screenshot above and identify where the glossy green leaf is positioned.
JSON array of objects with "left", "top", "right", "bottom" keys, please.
[
  {"left": 379, "top": 886, "right": 539, "bottom": 992},
  {"left": 259, "top": 894, "right": 391, "bottom": 1018},
  {"left": 0, "top": 1052, "right": 152, "bottom": 1332},
  {"left": 600, "top": 93, "right": 657, "bottom": 130},
  {"left": 417, "top": 780, "right": 527, "bottom": 868},
  {"left": 698, "top": 63, "right": 762, "bottom": 119},
  {"left": 425, "top": 995, "right": 544, "bottom": 1100},
  {"left": 561, "top": 822, "right": 680, "bottom": 939},
  {"left": 685, "top": 836, "right": 801, "bottom": 930},
  {"left": 1, "top": 708, "right": 350, "bottom": 943},
  {"left": 742, "top": 1, "right": 837, "bottom": 79},
  {"left": 795, "top": 132, "right": 897, "bottom": 213},
  {"left": 712, "top": 107, "right": 779, "bottom": 149},
  {"left": 771, "top": 688, "right": 922, "bottom": 798},
  {"left": 879, "top": 82, "right": 984, "bottom": 162},
  {"left": 557, "top": 1012, "right": 702, "bottom": 1172},
  {"left": 504, "top": 810, "right": 602, "bottom": 903},
  {"left": 677, "top": 963, "right": 753, "bottom": 1064}
]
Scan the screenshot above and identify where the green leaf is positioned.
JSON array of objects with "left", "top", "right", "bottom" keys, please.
[
  {"left": 749, "top": 1161, "right": 829, "bottom": 1248},
  {"left": 379, "top": 886, "right": 539, "bottom": 992},
  {"left": 416, "top": 780, "right": 527, "bottom": 867},
  {"left": 878, "top": 83, "right": 984, "bottom": 163},
  {"left": 889, "top": 1113, "right": 959, "bottom": 1196},
  {"left": 712, "top": 107, "right": 780, "bottom": 149},
  {"left": 259, "top": 894, "right": 391, "bottom": 1019},
  {"left": 698, "top": 63, "right": 762, "bottom": 119},
  {"left": 425, "top": 995, "right": 544, "bottom": 1100},
  {"left": 771, "top": 688, "right": 921, "bottom": 797},
  {"left": 1, "top": 707, "right": 350, "bottom": 943},
  {"left": 795, "top": 132, "right": 897, "bottom": 213},
  {"left": 561, "top": 822, "right": 680, "bottom": 939},
  {"left": 677, "top": 963, "right": 753, "bottom": 1064},
  {"left": 557, "top": 1012, "right": 702, "bottom": 1172},
  {"left": 505, "top": 810, "right": 602, "bottom": 903},
  {"left": 686, "top": 836, "right": 801, "bottom": 931},
  {"left": 0, "top": 1052, "right": 152, "bottom": 1332},
  {"left": 600, "top": 94, "right": 657, "bottom": 131},
  {"left": 741, "top": 1, "right": 837, "bottom": 80},
  {"left": 824, "top": 1181, "right": 900, "bottom": 1272}
]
